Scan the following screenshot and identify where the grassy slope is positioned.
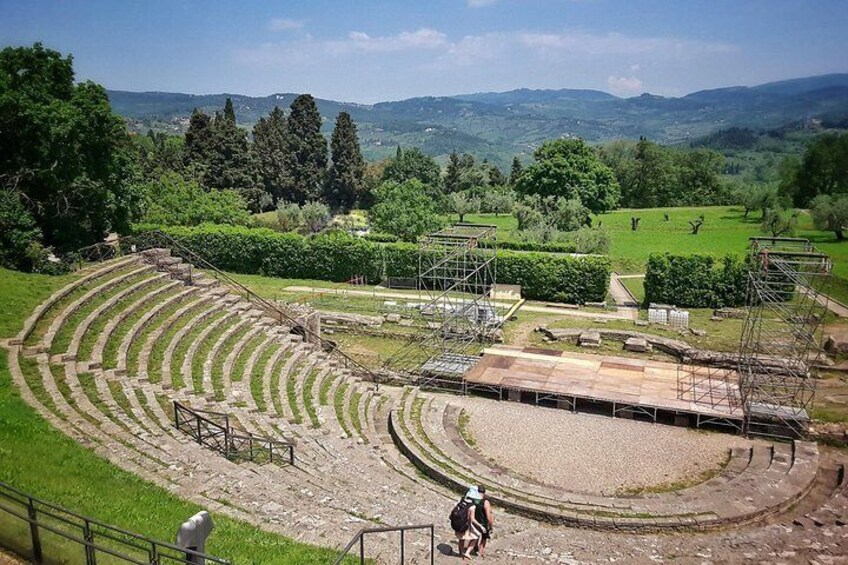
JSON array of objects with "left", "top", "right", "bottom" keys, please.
[
  {"left": 467, "top": 207, "right": 848, "bottom": 303},
  {"left": 0, "top": 267, "right": 347, "bottom": 564}
]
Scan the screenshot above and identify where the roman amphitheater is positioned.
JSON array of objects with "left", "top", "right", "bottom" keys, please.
[{"left": 3, "top": 241, "right": 847, "bottom": 564}]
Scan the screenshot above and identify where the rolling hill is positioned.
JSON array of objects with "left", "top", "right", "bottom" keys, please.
[{"left": 108, "top": 73, "right": 848, "bottom": 168}]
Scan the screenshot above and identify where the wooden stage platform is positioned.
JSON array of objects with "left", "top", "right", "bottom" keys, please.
[{"left": 463, "top": 347, "right": 745, "bottom": 429}]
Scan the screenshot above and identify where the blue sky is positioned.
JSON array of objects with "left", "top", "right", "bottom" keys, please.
[{"left": 1, "top": 0, "right": 846, "bottom": 103}]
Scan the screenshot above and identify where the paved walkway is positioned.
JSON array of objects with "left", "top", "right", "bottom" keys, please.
[{"left": 609, "top": 273, "right": 640, "bottom": 307}]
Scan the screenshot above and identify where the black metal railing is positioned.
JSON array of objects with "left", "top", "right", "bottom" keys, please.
[
  {"left": 333, "top": 524, "right": 435, "bottom": 565},
  {"left": 174, "top": 401, "right": 294, "bottom": 466},
  {"left": 0, "top": 480, "right": 230, "bottom": 565},
  {"left": 68, "top": 231, "right": 383, "bottom": 389}
]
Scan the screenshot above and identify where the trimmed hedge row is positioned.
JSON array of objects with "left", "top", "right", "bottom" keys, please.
[
  {"left": 644, "top": 253, "right": 747, "bottom": 308},
  {"left": 141, "top": 224, "right": 610, "bottom": 303},
  {"left": 365, "top": 231, "right": 579, "bottom": 254}
]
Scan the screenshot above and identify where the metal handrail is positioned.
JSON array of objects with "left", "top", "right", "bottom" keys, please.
[
  {"left": 174, "top": 401, "right": 295, "bottom": 466},
  {"left": 0, "top": 480, "right": 230, "bottom": 564},
  {"left": 333, "top": 523, "right": 435, "bottom": 565},
  {"left": 94, "top": 230, "right": 383, "bottom": 389}
]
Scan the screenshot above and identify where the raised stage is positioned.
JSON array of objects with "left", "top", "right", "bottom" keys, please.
[{"left": 463, "top": 347, "right": 745, "bottom": 430}]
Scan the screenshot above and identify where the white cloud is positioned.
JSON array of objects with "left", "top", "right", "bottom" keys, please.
[
  {"left": 607, "top": 75, "right": 644, "bottom": 94},
  {"left": 268, "top": 18, "right": 304, "bottom": 32},
  {"left": 232, "top": 27, "right": 737, "bottom": 101}
]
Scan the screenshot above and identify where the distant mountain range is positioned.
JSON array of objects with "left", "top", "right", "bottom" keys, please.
[{"left": 108, "top": 73, "right": 848, "bottom": 168}]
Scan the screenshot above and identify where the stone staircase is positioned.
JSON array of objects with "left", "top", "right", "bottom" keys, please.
[{"left": 6, "top": 250, "right": 848, "bottom": 563}]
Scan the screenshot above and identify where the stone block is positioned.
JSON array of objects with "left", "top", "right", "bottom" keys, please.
[
  {"left": 624, "top": 337, "right": 651, "bottom": 353},
  {"left": 579, "top": 331, "right": 601, "bottom": 348},
  {"left": 825, "top": 334, "right": 848, "bottom": 355},
  {"left": 385, "top": 313, "right": 401, "bottom": 323},
  {"left": 398, "top": 318, "right": 414, "bottom": 327}
]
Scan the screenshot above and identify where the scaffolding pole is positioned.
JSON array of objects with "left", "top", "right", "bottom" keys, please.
[
  {"left": 738, "top": 237, "right": 831, "bottom": 439},
  {"left": 383, "top": 224, "right": 504, "bottom": 388}
]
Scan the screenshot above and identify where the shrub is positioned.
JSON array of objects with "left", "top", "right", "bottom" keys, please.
[
  {"left": 142, "top": 224, "right": 610, "bottom": 303},
  {"left": 276, "top": 201, "right": 302, "bottom": 232},
  {"left": 644, "top": 253, "right": 747, "bottom": 308}
]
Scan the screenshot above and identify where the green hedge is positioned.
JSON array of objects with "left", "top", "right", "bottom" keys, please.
[
  {"left": 644, "top": 253, "right": 747, "bottom": 308},
  {"left": 139, "top": 224, "right": 610, "bottom": 303}
]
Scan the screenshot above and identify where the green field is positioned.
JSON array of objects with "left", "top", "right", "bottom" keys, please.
[
  {"left": 0, "top": 268, "right": 350, "bottom": 564},
  {"left": 465, "top": 207, "right": 848, "bottom": 277}
]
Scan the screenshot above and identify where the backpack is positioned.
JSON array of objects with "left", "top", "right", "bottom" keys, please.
[{"left": 449, "top": 498, "right": 470, "bottom": 532}]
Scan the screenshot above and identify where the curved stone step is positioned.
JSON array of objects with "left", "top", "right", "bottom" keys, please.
[
  {"left": 180, "top": 310, "right": 239, "bottom": 395},
  {"left": 91, "top": 278, "right": 183, "bottom": 367},
  {"left": 116, "top": 286, "right": 199, "bottom": 373}
]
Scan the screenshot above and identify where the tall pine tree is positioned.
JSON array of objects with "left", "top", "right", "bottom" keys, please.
[
  {"left": 184, "top": 108, "right": 213, "bottom": 170},
  {"left": 252, "top": 106, "right": 288, "bottom": 202},
  {"left": 444, "top": 151, "right": 462, "bottom": 193},
  {"left": 206, "top": 98, "right": 258, "bottom": 206},
  {"left": 325, "top": 111, "right": 365, "bottom": 211},
  {"left": 281, "top": 94, "right": 327, "bottom": 203},
  {"left": 509, "top": 156, "right": 523, "bottom": 186}
]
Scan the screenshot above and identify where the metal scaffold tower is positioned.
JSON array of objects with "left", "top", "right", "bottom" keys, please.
[
  {"left": 383, "top": 224, "right": 503, "bottom": 388},
  {"left": 738, "top": 236, "right": 831, "bottom": 438}
]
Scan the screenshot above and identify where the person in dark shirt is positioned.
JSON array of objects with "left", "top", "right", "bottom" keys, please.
[{"left": 472, "top": 485, "right": 494, "bottom": 557}]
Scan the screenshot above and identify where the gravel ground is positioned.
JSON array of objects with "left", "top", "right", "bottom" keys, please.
[{"left": 455, "top": 396, "right": 757, "bottom": 495}]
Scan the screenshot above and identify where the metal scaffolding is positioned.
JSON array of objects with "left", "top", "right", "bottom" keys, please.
[
  {"left": 738, "top": 237, "right": 831, "bottom": 438},
  {"left": 383, "top": 224, "right": 503, "bottom": 387}
]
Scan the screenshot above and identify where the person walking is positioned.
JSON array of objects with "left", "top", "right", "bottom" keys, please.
[
  {"left": 472, "top": 485, "right": 494, "bottom": 557},
  {"left": 450, "top": 487, "right": 485, "bottom": 559}
]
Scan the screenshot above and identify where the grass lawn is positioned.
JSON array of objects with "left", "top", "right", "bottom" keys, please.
[
  {"left": 0, "top": 267, "right": 351, "bottom": 564},
  {"left": 466, "top": 207, "right": 848, "bottom": 303}
]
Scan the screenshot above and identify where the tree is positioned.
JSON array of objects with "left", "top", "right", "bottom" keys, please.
[
  {"left": 486, "top": 162, "right": 507, "bottom": 187},
  {"left": 448, "top": 192, "right": 480, "bottom": 222},
  {"left": 0, "top": 182, "right": 42, "bottom": 270},
  {"left": 0, "top": 43, "right": 140, "bottom": 253},
  {"left": 184, "top": 108, "right": 214, "bottom": 173},
  {"left": 301, "top": 201, "right": 330, "bottom": 233},
  {"left": 513, "top": 202, "right": 544, "bottom": 230},
  {"left": 782, "top": 133, "right": 848, "bottom": 206},
  {"left": 139, "top": 172, "right": 251, "bottom": 227},
  {"left": 552, "top": 197, "right": 590, "bottom": 232},
  {"left": 326, "top": 112, "right": 365, "bottom": 211},
  {"left": 281, "top": 94, "right": 327, "bottom": 203},
  {"left": 509, "top": 157, "right": 523, "bottom": 186},
  {"left": 483, "top": 191, "right": 514, "bottom": 216},
  {"left": 276, "top": 201, "right": 302, "bottom": 232},
  {"left": 135, "top": 131, "right": 185, "bottom": 181},
  {"left": 381, "top": 147, "right": 443, "bottom": 197},
  {"left": 252, "top": 106, "right": 287, "bottom": 202},
  {"left": 515, "top": 138, "right": 620, "bottom": 213},
  {"left": 810, "top": 194, "right": 848, "bottom": 241},
  {"left": 761, "top": 208, "right": 798, "bottom": 238},
  {"left": 444, "top": 152, "right": 462, "bottom": 194},
  {"left": 370, "top": 179, "right": 444, "bottom": 242},
  {"left": 205, "top": 98, "right": 257, "bottom": 205},
  {"left": 675, "top": 148, "right": 726, "bottom": 206}
]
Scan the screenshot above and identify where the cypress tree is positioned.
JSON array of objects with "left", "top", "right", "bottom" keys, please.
[
  {"left": 223, "top": 97, "right": 236, "bottom": 123},
  {"left": 326, "top": 111, "right": 365, "bottom": 211},
  {"left": 281, "top": 94, "right": 327, "bottom": 203},
  {"left": 510, "top": 156, "right": 523, "bottom": 186},
  {"left": 206, "top": 98, "right": 256, "bottom": 201},
  {"left": 184, "top": 108, "right": 213, "bottom": 167},
  {"left": 253, "top": 106, "right": 288, "bottom": 202},
  {"left": 444, "top": 151, "right": 461, "bottom": 193}
]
